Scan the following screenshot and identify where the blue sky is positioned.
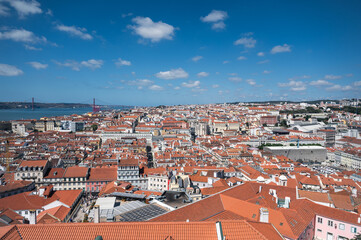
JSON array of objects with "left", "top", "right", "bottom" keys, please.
[{"left": 0, "top": 0, "right": 360, "bottom": 106}]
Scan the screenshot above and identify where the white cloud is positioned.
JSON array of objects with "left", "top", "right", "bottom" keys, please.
[
  {"left": 234, "top": 37, "right": 256, "bottom": 48},
  {"left": 8, "top": 0, "right": 42, "bottom": 17},
  {"left": 129, "top": 16, "right": 175, "bottom": 42},
  {"left": 80, "top": 59, "right": 103, "bottom": 70},
  {"left": 45, "top": 9, "right": 53, "bottom": 16},
  {"left": 288, "top": 75, "right": 311, "bottom": 81},
  {"left": 326, "top": 85, "right": 340, "bottom": 91},
  {"left": 192, "top": 88, "right": 207, "bottom": 92},
  {"left": 174, "top": 86, "right": 181, "bottom": 90},
  {"left": 223, "top": 60, "right": 229, "bottom": 64},
  {"left": 201, "top": 10, "right": 228, "bottom": 22},
  {"left": 309, "top": 79, "right": 332, "bottom": 86},
  {"left": 237, "top": 56, "right": 247, "bottom": 60},
  {"left": 115, "top": 58, "right": 131, "bottom": 67},
  {"left": 326, "top": 84, "right": 352, "bottom": 91},
  {"left": 229, "top": 77, "right": 242, "bottom": 82},
  {"left": 182, "top": 80, "right": 200, "bottom": 88},
  {"left": 56, "top": 24, "right": 93, "bottom": 40},
  {"left": 258, "top": 59, "right": 269, "bottom": 64},
  {"left": 343, "top": 85, "right": 352, "bottom": 91},
  {"left": 271, "top": 44, "right": 291, "bottom": 54},
  {"left": 149, "top": 84, "right": 164, "bottom": 91},
  {"left": 0, "top": 29, "right": 46, "bottom": 43},
  {"left": 0, "top": 3, "right": 10, "bottom": 16},
  {"left": 246, "top": 79, "right": 256, "bottom": 86},
  {"left": 121, "top": 13, "right": 133, "bottom": 18},
  {"left": 24, "top": 44, "right": 41, "bottom": 51},
  {"left": 127, "top": 79, "right": 153, "bottom": 90},
  {"left": 128, "top": 79, "right": 153, "bottom": 86},
  {"left": 200, "top": 10, "right": 228, "bottom": 30},
  {"left": 155, "top": 68, "right": 188, "bottom": 80},
  {"left": 279, "top": 80, "right": 306, "bottom": 91},
  {"left": 192, "top": 56, "right": 203, "bottom": 62},
  {"left": 345, "top": 73, "right": 353, "bottom": 77},
  {"left": 27, "top": 61, "right": 47, "bottom": 69},
  {"left": 324, "top": 74, "right": 342, "bottom": 80},
  {"left": 212, "top": 21, "right": 226, "bottom": 30},
  {"left": 197, "top": 72, "right": 209, "bottom": 78},
  {"left": 353, "top": 81, "right": 361, "bottom": 87},
  {"left": 0, "top": 63, "right": 23, "bottom": 76},
  {"left": 257, "top": 52, "right": 265, "bottom": 57},
  {"left": 54, "top": 60, "right": 80, "bottom": 71},
  {"left": 212, "top": 84, "right": 219, "bottom": 88},
  {"left": 263, "top": 70, "right": 271, "bottom": 74},
  {"left": 55, "top": 59, "right": 103, "bottom": 71}
]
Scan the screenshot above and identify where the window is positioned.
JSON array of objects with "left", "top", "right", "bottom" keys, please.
[
  {"left": 351, "top": 227, "right": 357, "bottom": 233},
  {"left": 339, "top": 223, "right": 345, "bottom": 230},
  {"left": 317, "top": 229, "right": 322, "bottom": 232},
  {"left": 318, "top": 217, "right": 323, "bottom": 223},
  {"left": 328, "top": 220, "right": 333, "bottom": 227}
]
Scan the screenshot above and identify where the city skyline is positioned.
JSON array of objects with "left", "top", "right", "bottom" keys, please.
[{"left": 0, "top": 0, "right": 361, "bottom": 106}]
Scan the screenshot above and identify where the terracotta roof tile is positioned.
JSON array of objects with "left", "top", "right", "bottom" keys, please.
[{"left": 0, "top": 220, "right": 282, "bottom": 240}]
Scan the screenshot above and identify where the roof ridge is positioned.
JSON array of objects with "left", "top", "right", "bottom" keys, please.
[
  {"left": 1, "top": 225, "right": 22, "bottom": 240},
  {"left": 201, "top": 210, "right": 226, "bottom": 221},
  {"left": 244, "top": 221, "right": 269, "bottom": 240}
]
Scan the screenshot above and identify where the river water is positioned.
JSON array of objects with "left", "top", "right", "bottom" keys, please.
[{"left": 0, "top": 108, "right": 93, "bottom": 121}]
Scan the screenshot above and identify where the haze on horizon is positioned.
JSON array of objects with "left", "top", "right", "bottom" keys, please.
[{"left": 0, "top": 0, "right": 360, "bottom": 106}]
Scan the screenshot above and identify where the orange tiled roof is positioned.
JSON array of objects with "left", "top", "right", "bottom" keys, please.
[
  {"left": 87, "top": 167, "right": 117, "bottom": 181},
  {"left": 151, "top": 182, "right": 361, "bottom": 239},
  {"left": 63, "top": 166, "right": 89, "bottom": 178},
  {"left": 298, "top": 190, "right": 331, "bottom": 204},
  {"left": 37, "top": 205, "right": 70, "bottom": 223},
  {"left": 0, "top": 220, "right": 282, "bottom": 240},
  {"left": 19, "top": 160, "right": 48, "bottom": 168},
  {"left": 0, "top": 190, "right": 82, "bottom": 211}
]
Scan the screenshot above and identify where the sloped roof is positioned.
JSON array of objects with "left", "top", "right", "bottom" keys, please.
[
  {"left": 63, "top": 166, "right": 88, "bottom": 178},
  {"left": 0, "top": 190, "right": 82, "bottom": 211},
  {"left": 150, "top": 182, "right": 361, "bottom": 239},
  {"left": 0, "top": 220, "right": 283, "bottom": 240},
  {"left": 37, "top": 205, "right": 70, "bottom": 223}
]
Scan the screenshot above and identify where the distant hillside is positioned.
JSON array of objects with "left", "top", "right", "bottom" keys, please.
[
  {"left": 227, "top": 99, "right": 340, "bottom": 105},
  {"left": 0, "top": 102, "right": 91, "bottom": 109},
  {"left": 0, "top": 102, "right": 135, "bottom": 110}
]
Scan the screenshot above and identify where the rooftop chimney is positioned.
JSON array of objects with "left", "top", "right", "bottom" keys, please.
[
  {"left": 259, "top": 208, "right": 269, "bottom": 223},
  {"left": 94, "top": 205, "right": 100, "bottom": 223},
  {"left": 29, "top": 210, "right": 37, "bottom": 224},
  {"left": 216, "top": 221, "right": 224, "bottom": 240},
  {"left": 284, "top": 197, "right": 291, "bottom": 208},
  {"left": 352, "top": 188, "right": 357, "bottom": 197}
]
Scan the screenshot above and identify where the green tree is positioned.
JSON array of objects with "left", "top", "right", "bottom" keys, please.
[
  {"left": 280, "top": 120, "right": 288, "bottom": 127},
  {"left": 91, "top": 124, "right": 98, "bottom": 131}
]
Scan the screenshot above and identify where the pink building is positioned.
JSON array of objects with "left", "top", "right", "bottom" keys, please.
[
  {"left": 314, "top": 213, "right": 360, "bottom": 240},
  {"left": 86, "top": 167, "right": 117, "bottom": 194}
]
